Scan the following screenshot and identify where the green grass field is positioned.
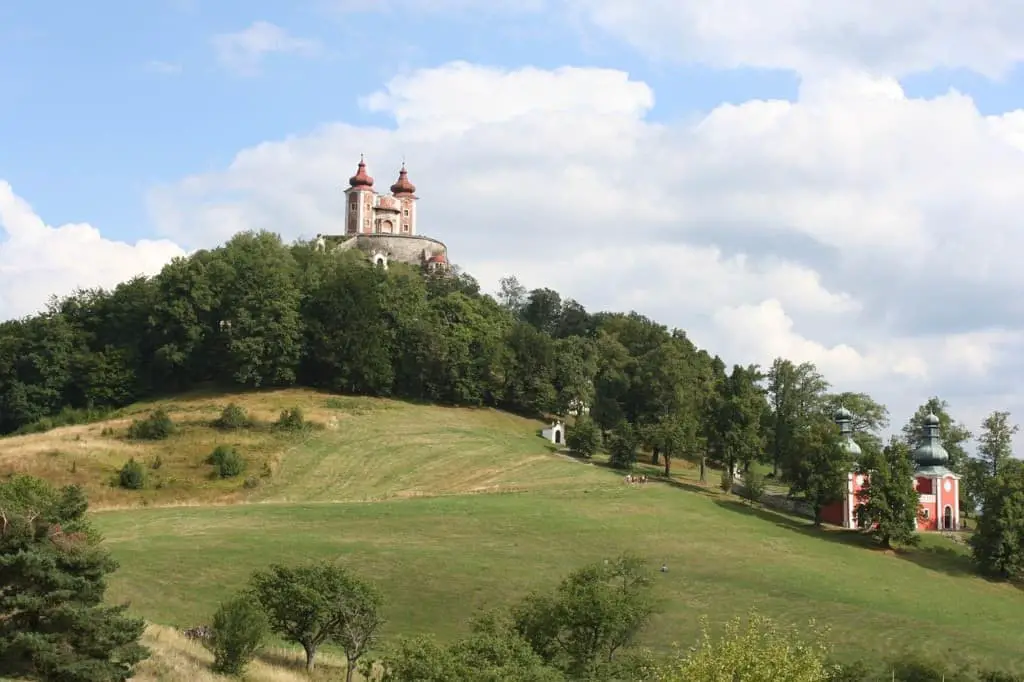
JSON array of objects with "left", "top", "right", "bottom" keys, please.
[
  {"left": 93, "top": 485, "right": 1024, "bottom": 671},
  {"left": 5, "top": 389, "right": 1024, "bottom": 675}
]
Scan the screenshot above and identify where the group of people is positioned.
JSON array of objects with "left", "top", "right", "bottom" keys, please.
[{"left": 623, "top": 473, "right": 648, "bottom": 485}]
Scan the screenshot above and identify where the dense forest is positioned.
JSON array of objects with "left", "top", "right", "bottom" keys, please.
[{"left": 0, "top": 230, "right": 1000, "bottom": 512}]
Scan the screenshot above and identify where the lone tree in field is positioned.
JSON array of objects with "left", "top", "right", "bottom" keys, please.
[
  {"left": 511, "top": 552, "right": 655, "bottom": 678},
  {"left": 249, "top": 560, "right": 384, "bottom": 678},
  {"left": 855, "top": 438, "right": 920, "bottom": 549},
  {"left": 0, "top": 475, "right": 149, "bottom": 681}
]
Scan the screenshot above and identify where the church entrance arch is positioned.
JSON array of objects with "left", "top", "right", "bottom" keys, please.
[{"left": 943, "top": 505, "right": 953, "bottom": 530}]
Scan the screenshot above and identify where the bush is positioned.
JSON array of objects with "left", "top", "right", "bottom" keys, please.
[
  {"left": 720, "top": 468, "right": 734, "bottom": 494},
  {"left": 214, "top": 403, "right": 252, "bottom": 430},
  {"left": 209, "top": 594, "right": 269, "bottom": 676},
  {"left": 207, "top": 445, "right": 246, "bottom": 479},
  {"left": 273, "top": 407, "right": 307, "bottom": 432},
  {"left": 127, "top": 409, "right": 174, "bottom": 441},
  {"left": 566, "top": 416, "right": 601, "bottom": 458},
  {"left": 608, "top": 422, "right": 639, "bottom": 469},
  {"left": 118, "top": 459, "right": 146, "bottom": 490},
  {"left": 741, "top": 470, "right": 765, "bottom": 504}
]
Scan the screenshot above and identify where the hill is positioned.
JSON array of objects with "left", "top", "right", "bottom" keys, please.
[
  {"left": 0, "top": 388, "right": 611, "bottom": 509},
  {"left": 5, "top": 390, "right": 1024, "bottom": 675}
]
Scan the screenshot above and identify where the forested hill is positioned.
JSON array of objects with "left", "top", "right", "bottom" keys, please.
[{"left": 0, "top": 228, "right": 889, "bottom": 480}]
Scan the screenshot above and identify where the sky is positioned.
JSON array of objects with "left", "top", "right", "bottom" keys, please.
[{"left": 4, "top": 0, "right": 1024, "bottom": 450}]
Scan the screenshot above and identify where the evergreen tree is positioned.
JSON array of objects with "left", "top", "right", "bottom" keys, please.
[
  {"left": 969, "top": 460, "right": 1024, "bottom": 580},
  {"left": 607, "top": 421, "right": 639, "bottom": 470},
  {"left": 0, "top": 476, "right": 149, "bottom": 681},
  {"left": 855, "top": 438, "right": 920, "bottom": 549}
]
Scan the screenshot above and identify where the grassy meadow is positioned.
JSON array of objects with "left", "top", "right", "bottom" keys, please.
[{"left": 3, "top": 388, "right": 1024, "bottom": 675}]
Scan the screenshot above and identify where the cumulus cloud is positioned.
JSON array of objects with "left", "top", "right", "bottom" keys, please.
[
  {"left": 0, "top": 182, "right": 186, "bottom": 320},
  {"left": 146, "top": 61, "right": 1024, "bottom": 437},
  {"left": 567, "top": 0, "right": 1024, "bottom": 78},
  {"left": 211, "top": 21, "right": 322, "bottom": 75}
]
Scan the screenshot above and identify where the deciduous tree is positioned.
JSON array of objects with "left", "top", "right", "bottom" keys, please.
[
  {"left": 855, "top": 438, "right": 920, "bottom": 549},
  {"left": 249, "top": 561, "right": 383, "bottom": 673}
]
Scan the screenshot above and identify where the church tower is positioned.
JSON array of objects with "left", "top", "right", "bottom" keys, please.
[
  {"left": 345, "top": 155, "right": 375, "bottom": 234},
  {"left": 911, "top": 413, "right": 960, "bottom": 531},
  {"left": 389, "top": 163, "right": 417, "bottom": 235}
]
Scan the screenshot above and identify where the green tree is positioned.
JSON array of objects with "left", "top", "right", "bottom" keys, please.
[
  {"left": 643, "top": 611, "right": 834, "bottom": 682},
  {"left": 566, "top": 415, "right": 601, "bottom": 458},
  {"left": 766, "top": 359, "right": 830, "bottom": 478},
  {"left": 821, "top": 391, "right": 888, "bottom": 452},
  {"left": 249, "top": 561, "right": 383, "bottom": 673},
  {"left": 0, "top": 476, "right": 149, "bottom": 681},
  {"left": 377, "top": 613, "right": 564, "bottom": 682},
  {"left": 209, "top": 593, "right": 269, "bottom": 676},
  {"left": 855, "top": 438, "right": 920, "bottom": 549},
  {"left": 497, "top": 275, "right": 527, "bottom": 316},
  {"left": 786, "top": 417, "right": 853, "bottom": 526},
  {"left": 714, "top": 364, "right": 767, "bottom": 478},
  {"left": 969, "top": 461, "right": 1024, "bottom": 580},
  {"left": 511, "top": 552, "right": 655, "bottom": 678},
  {"left": 977, "top": 410, "right": 1019, "bottom": 479},
  {"left": 608, "top": 421, "right": 640, "bottom": 470},
  {"left": 741, "top": 469, "right": 766, "bottom": 505}
]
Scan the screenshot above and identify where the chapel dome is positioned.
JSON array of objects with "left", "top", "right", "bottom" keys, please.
[
  {"left": 349, "top": 156, "right": 374, "bottom": 189},
  {"left": 390, "top": 165, "right": 416, "bottom": 195}
]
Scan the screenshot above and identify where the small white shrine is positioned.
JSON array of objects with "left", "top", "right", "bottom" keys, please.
[{"left": 541, "top": 421, "right": 565, "bottom": 445}]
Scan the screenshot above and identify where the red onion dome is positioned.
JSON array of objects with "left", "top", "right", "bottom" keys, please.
[
  {"left": 390, "top": 164, "right": 416, "bottom": 195},
  {"left": 349, "top": 156, "right": 374, "bottom": 189}
]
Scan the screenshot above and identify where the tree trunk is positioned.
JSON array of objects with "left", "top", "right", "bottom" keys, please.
[
  {"left": 699, "top": 455, "right": 707, "bottom": 483},
  {"left": 346, "top": 658, "right": 357, "bottom": 682},
  {"left": 813, "top": 506, "right": 822, "bottom": 527},
  {"left": 303, "top": 644, "right": 317, "bottom": 672},
  {"left": 664, "top": 454, "right": 671, "bottom": 478},
  {"left": 651, "top": 446, "right": 660, "bottom": 465}
]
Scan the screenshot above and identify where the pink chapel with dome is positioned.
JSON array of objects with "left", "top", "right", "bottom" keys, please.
[{"left": 819, "top": 408, "right": 960, "bottom": 531}]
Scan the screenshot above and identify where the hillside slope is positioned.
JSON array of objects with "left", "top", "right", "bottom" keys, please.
[{"left": 0, "top": 389, "right": 611, "bottom": 508}]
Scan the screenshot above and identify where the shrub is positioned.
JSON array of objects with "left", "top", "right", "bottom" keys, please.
[
  {"left": 118, "top": 459, "right": 146, "bottom": 490},
  {"left": 12, "top": 405, "right": 118, "bottom": 435},
  {"left": 566, "top": 416, "right": 601, "bottom": 458},
  {"left": 607, "top": 422, "right": 639, "bottom": 469},
  {"left": 214, "top": 403, "right": 252, "bottom": 430},
  {"left": 127, "top": 409, "right": 174, "bottom": 441},
  {"left": 209, "top": 594, "right": 269, "bottom": 676},
  {"left": 741, "top": 470, "right": 765, "bottom": 504},
  {"left": 150, "top": 455, "right": 163, "bottom": 470},
  {"left": 207, "top": 445, "right": 246, "bottom": 479},
  {"left": 273, "top": 407, "right": 307, "bottom": 432},
  {"left": 243, "top": 476, "right": 260, "bottom": 489},
  {"left": 720, "top": 468, "right": 734, "bottom": 494}
]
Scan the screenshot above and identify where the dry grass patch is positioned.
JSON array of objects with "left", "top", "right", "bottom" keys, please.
[
  {"left": 0, "top": 387, "right": 616, "bottom": 508},
  {"left": 132, "top": 624, "right": 360, "bottom": 681}
]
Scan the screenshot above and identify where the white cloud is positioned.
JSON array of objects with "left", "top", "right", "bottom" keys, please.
[
  {"left": 567, "top": 0, "right": 1024, "bottom": 78},
  {"left": 145, "top": 61, "right": 1024, "bottom": 442},
  {"left": 210, "top": 21, "right": 322, "bottom": 75},
  {"left": 0, "top": 182, "right": 186, "bottom": 320}
]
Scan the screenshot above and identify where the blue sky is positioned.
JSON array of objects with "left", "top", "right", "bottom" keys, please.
[
  {"left": 5, "top": 0, "right": 1024, "bottom": 244},
  {"left": 6, "top": 0, "right": 1024, "bottom": 441}
]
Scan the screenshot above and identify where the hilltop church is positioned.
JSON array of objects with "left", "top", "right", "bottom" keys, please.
[
  {"left": 314, "top": 156, "right": 450, "bottom": 272},
  {"left": 820, "top": 408, "right": 960, "bottom": 531}
]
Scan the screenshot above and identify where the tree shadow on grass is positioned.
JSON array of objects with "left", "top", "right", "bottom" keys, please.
[{"left": 712, "top": 498, "right": 980, "bottom": 580}]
